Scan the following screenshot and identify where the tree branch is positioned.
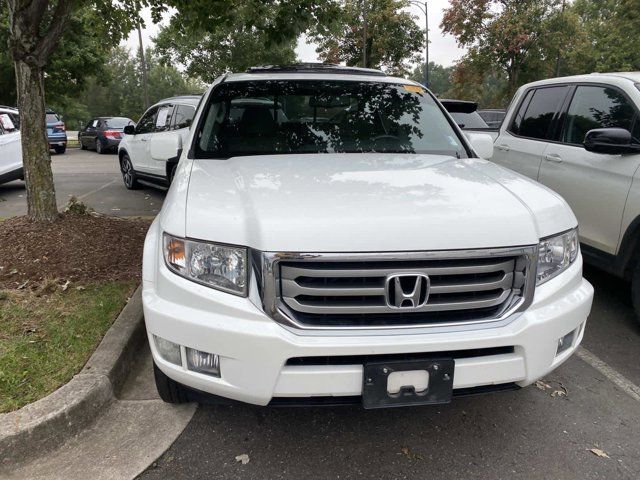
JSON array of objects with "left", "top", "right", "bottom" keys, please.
[
  {"left": 24, "top": 0, "right": 52, "bottom": 38},
  {"left": 33, "top": 0, "right": 77, "bottom": 66}
]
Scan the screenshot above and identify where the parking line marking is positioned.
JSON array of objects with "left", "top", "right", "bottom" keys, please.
[
  {"left": 576, "top": 347, "right": 640, "bottom": 402},
  {"left": 78, "top": 179, "right": 117, "bottom": 200}
]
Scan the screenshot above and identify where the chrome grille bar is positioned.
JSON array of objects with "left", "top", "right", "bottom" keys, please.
[{"left": 259, "top": 247, "right": 538, "bottom": 331}]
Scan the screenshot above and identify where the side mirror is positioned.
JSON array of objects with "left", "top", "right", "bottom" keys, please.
[
  {"left": 584, "top": 128, "right": 640, "bottom": 155},
  {"left": 466, "top": 132, "right": 494, "bottom": 160},
  {"left": 123, "top": 125, "right": 135, "bottom": 135}
]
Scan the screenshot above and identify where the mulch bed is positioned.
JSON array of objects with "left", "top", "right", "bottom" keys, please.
[{"left": 0, "top": 213, "right": 151, "bottom": 290}]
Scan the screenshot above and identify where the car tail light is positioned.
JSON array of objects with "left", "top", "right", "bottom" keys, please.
[{"left": 104, "top": 130, "right": 122, "bottom": 139}]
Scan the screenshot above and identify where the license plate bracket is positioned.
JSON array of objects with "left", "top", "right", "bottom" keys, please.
[{"left": 362, "top": 358, "right": 455, "bottom": 409}]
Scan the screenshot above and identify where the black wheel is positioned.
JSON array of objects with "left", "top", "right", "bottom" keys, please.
[
  {"left": 632, "top": 264, "right": 640, "bottom": 326},
  {"left": 96, "top": 139, "right": 105, "bottom": 154},
  {"left": 80, "top": 139, "right": 87, "bottom": 150},
  {"left": 153, "top": 363, "right": 189, "bottom": 404},
  {"left": 54, "top": 145, "right": 66, "bottom": 154},
  {"left": 120, "top": 154, "right": 141, "bottom": 190},
  {"left": 168, "top": 163, "right": 178, "bottom": 185}
]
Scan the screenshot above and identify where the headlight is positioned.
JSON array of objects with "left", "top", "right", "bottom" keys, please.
[
  {"left": 163, "top": 234, "right": 247, "bottom": 296},
  {"left": 536, "top": 228, "right": 579, "bottom": 285}
]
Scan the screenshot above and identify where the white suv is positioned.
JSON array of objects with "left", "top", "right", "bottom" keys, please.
[
  {"left": 118, "top": 95, "right": 200, "bottom": 189},
  {"left": 0, "top": 106, "right": 23, "bottom": 186},
  {"left": 492, "top": 73, "right": 640, "bottom": 322},
  {"left": 143, "top": 64, "right": 593, "bottom": 408}
]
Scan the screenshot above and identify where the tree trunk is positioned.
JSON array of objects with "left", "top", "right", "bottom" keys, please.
[{"left": 14, "top": 60, "right": 58, "bottom": 221}]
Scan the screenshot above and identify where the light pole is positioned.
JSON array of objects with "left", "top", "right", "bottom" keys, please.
[{"left": 408, "top": 1, "right": 429, "bottom": 88}]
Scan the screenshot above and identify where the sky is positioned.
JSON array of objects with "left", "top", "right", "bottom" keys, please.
[{"left": 125, "top": 1, "right": 466, "bottom": 68}]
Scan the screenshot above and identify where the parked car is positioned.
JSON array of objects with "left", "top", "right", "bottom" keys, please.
[
  {"left": 143, "top": 64, "right": 593, "bottom": 408},
  {"left": 79, "top": 117, "right": 134, "bottom": 154},
  {"left": 46, "top": 109, "right": 67, "bottom": 154},
  {"left": 441, "top": 99, "right": 499, "bottom": 141},
  {"left": 478, "top": 109, "right": 506, "bottom": 128},
  {"left": 491, "top": 72, "right": 640, "bottom": 323},
  {"left": 118, "top": 95, "right": 200, "bottom": 188},
  {"left": 0, "top": 106, "right": 23, "bottom": 185}
]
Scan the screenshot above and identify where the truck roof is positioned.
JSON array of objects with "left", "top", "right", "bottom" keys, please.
[
  {"left": 524, "top": 72, "right": 640, "bottom": 88},
  {"left": 224, "top": 63, "right": 421, "bottom": 86}
]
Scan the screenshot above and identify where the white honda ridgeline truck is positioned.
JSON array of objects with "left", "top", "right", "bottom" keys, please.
[{"left": 140, "top": 64, "right": 593, "bottom": 409}]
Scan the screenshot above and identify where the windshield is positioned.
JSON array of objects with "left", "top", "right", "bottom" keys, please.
[
  {"left": 450, "top": 111, "right": 490, "bottom": 129},
  {"left": 105, "top": 118, "right": 133, "bottom": 128},
  {"left": 195, "top": 80, "right": 466, "bottom": 158}
]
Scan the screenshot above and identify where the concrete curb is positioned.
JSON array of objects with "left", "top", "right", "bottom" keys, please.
[{"left": 0, "top": 285, "right": 146, "bottom": 468}]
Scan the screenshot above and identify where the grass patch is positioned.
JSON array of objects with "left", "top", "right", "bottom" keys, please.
[{"left": 0, "top": 281, "right": 134, "bottom": 413}]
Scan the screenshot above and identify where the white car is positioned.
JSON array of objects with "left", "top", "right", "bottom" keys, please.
[
  {"left": 118, "top": 95, "right": 200, "bottom": 189},
  {"left": 0, "top": 106, "right": 23, "bottom": 185},
  {"left": 143, "top": 64, "right": 593, "bottom": 408},
  {"left": 491, "top": 73, "right": 640, "bottom": 322}
]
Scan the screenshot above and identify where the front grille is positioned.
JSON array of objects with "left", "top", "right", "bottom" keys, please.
[{"left": 271, "top": 249, "right": 535, "bottom": 328}]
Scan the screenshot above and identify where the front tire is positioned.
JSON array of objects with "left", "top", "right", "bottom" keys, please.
[
  {"left": 80, "top": 139, "right": 87, "bottom": 150},
  {"left": 154, "top": 363, "right": 189, "bottom": 404},
  {"left": 54, "top": 145, "right": 66, "bottom": 154},
  {"left": 120, "top": 154, "right": 141, "bottom": 190}
]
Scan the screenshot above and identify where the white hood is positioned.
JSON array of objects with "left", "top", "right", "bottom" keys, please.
[{"left": 168, "top": 153, "right": 576, "bottom": 252}]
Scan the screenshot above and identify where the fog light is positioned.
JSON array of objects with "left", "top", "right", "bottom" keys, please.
[
  {"left": 556, "top": 329, "right": 576, "bottom": 356},
  {"left": 153, "top": 335, "right": 182, "bottom": 366},
  {"left": 186, "top": 348, "right": 220, "bottom": 377}
]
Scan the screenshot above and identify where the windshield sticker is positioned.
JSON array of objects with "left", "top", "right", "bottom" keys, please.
[
  {"left": 0, "top": 114, "right": 15, "bottom": 130},
  {"left": 403, "top": 85, "right": 424, "bottom": 94}
]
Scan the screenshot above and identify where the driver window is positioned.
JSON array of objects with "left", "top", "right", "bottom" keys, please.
[
  {"left": 136, "top": 107, "right": 159, "bottom": 134},
  {"left": 562, "top": 86, "right": 636, "bottom": 145}
]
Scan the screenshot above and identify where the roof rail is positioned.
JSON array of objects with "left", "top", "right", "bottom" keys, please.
[{"left": 246, "top": 63, "right": 387, "bottom": 77}]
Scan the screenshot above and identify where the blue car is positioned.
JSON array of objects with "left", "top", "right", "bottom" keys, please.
[{"left": 46, "top": 109, "right": 67, "bottom": 154}]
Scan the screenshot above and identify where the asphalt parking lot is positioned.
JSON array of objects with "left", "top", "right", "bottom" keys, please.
[
  {"left": 0, "top": 149, "right": 164, "bottom": 218},
  {"left": 4, "top": 150, "right": 640, "bottom": 479},
  {"left": 139, "top": 266, "right": 640, "bottom": 480}
]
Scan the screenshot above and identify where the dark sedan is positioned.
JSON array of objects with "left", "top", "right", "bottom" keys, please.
[{"left": 79, "top": 117, "right": 134, "bottom": 154}]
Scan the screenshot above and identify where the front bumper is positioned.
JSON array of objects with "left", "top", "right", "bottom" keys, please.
[{"left": 144, "top": 242, "right": 593, "bottom": 407}]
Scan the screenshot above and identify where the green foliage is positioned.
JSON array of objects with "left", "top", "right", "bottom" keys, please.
[
  {"left": 154, "top": 0, "right": 344, "bottom": 82},
  {"left": 311, "top": 0, "right": 424, "bottom": 75},
  {"left": 409, "top": 62, "right": 454, "bottom": 97},
  {"left": 441, "top": 0, "right": 578, "bottom": 105},
  {"left": 164, "top": 0, "right": 340, "bottom": 46},
  {"left": 66, "top": 47, "right": 203, "bottom": 128},
  {"left": 566, "top": 0, "right": 640, "bottom": 74},
  {"left": 154, "top": 12, "right": 297, "bottom": 82}
]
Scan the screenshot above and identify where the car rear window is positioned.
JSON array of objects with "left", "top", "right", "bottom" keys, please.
[
  {"left": 105, "top": 118, "right": 133, "bottom": 128},
  {"left": 450, "top": 111, "right": 490, "bottom": 129},
  {"left": 46, "top": 113, "right": 60, "bottom": 123},
  {"left": 195, "top": 80, "right": 466, "bottom": 159}
]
